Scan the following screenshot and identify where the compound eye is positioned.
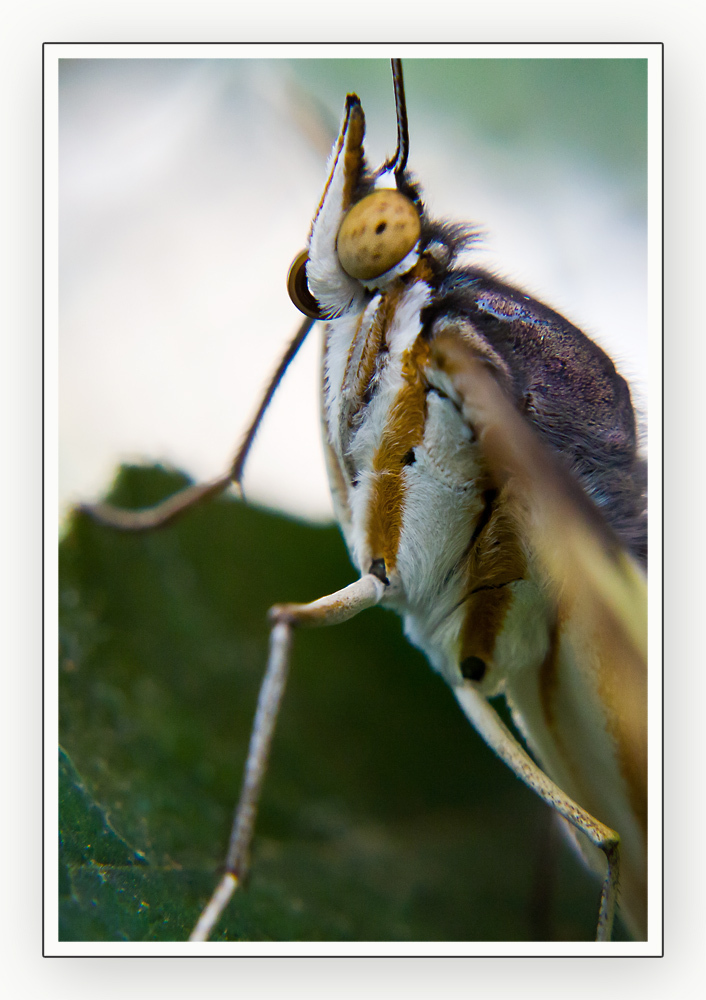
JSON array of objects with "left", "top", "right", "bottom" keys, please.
[
  {"left": 336, "top": 190, "right": 421, "bottom": 281},
  {"left": 287, "top": 250, "right": 323, "bottom": 318}
]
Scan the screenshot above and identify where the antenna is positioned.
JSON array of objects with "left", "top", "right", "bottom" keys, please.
[{"left": 383, "top": 58, "right": 410, "bottom": 179}]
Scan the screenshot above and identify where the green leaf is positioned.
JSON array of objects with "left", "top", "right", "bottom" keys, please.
[{"left": 59, "top": 464, "right": 624, "bottom": 942}]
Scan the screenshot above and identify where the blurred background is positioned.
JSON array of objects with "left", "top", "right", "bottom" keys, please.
[{"left": 59, "top": 56, "right": 648, "bottom": 523}]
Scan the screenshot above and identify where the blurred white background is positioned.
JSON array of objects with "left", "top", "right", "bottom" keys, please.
[{"left": 58, "top": 54, "right": 648, "bottom": 522}]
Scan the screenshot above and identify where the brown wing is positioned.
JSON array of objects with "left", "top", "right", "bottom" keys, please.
[{"left": 430, "top": 332, "right": 647, "bottom": 816}]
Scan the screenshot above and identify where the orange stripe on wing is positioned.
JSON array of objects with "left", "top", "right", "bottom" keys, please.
[
  {"left": 459, "top": 588, "right": 514, "bottom": 668},
  {"left": 594, "top": 623, "right": 648, "bottom": 835},
  {"left": 459, "top": 489, "right": 527, "bottom": 668},
  {"left": 366, "top": 335, "right": 430, "bottom": 574}
]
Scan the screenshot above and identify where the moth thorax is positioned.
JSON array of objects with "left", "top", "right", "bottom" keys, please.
[{"left": 336, "top": 189, "right": 421, "bottom": 280}]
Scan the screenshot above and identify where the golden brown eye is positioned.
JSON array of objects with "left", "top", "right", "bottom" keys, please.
[
  {"left": 286, "top": 250, "right": 323, "bottom": 318},
  {"left": 337, "top": 189, "right": 421, "bottom": 281}
]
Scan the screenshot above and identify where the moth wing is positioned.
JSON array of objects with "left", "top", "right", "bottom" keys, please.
[{"left": 430, "top": 331, "right": 647, "bottom": 809}]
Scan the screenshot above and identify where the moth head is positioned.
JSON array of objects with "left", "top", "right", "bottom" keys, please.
[{"left": 287, "top": 61, "right": 423, "bottom": 320}]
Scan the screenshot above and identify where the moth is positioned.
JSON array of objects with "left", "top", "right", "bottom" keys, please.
[{"left": 80, "top": 58, "right": 648, "bottom": 944}]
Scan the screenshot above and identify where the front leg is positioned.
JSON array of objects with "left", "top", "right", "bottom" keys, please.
[{"left": 190, "top": 573, "right": 385, "bottom": 942}]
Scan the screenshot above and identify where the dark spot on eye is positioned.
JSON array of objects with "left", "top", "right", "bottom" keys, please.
[
  {"left": 402, "top": 449, "right": 416, "bottom": 466},
  {"left": 460, "top": 655, "right": 487, "bottom": 682},
  {"left": 351, "top": 479, "right": 359, "bottom": 488},
  {"left": 375, "top": 222, "right": 387, "bottom": 235},
  {"left": 369, "top": 558, "right": 389, "bottom": 585}
]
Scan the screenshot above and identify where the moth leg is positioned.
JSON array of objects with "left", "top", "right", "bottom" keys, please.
[
  {"left": 79, "top": 472, "right": 234, "bottom": 531},
  {"left": 189, "top": 573, "right": 386, "bottom": 943},
  {"left": 80, "top": 317, "right": 315, "bottom": 533},
  {"left": 454, "top": 685, "right": 620, "bottom": 943}
]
